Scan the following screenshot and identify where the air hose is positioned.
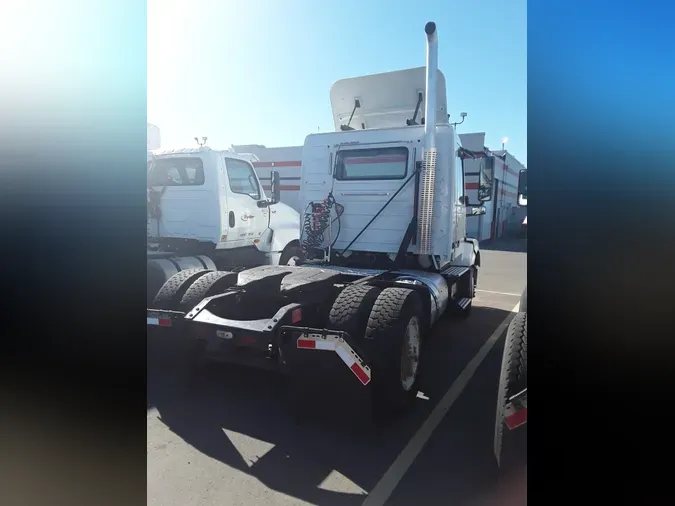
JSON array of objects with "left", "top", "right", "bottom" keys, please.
[{"left": 300, "top": 192, "right": 344, "bottom": 259}]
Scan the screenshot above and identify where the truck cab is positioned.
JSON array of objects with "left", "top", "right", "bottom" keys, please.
[
  {"left": 147, "top": 147, "right": 300, "bottom": 264},
  {"left": 298, "top": 64, "right": 492, "bottom": 271}
]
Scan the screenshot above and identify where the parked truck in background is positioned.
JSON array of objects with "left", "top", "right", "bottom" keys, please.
[
  {"left": 146, "top": 139, "right": 302, "bottom": 304},
  {"left": 494, "top": 168, "right": 527, "bottom": 468},
  {"left": 146, "top": 22, "right": 495, "bottom": 417}
]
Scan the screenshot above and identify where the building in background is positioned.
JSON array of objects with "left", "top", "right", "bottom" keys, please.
[{"left": 460, "top": 132, "right": 526, "bottom": 241}]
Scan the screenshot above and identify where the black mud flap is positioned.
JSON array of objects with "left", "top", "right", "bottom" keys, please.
[
  {"left": 147, "top": 309, "right": 189, "bottom": 357},
  {"left": 279, "top": 326, "right": 376, "bottom": 425}
]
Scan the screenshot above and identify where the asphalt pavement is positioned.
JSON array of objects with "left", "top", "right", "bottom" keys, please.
[{"left": 147, "top": 237, "right": 527, "bottom": 506}]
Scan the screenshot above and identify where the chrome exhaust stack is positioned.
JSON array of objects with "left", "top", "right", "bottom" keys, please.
[{"left": 417, "top": 21, "right": 439, "bottom": 256}]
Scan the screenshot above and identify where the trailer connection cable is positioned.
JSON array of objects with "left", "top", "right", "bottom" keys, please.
[{"left": 300, "top": 192, "right": 344, "bottom": 258}]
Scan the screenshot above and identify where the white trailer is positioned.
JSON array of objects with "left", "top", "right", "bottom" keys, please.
[{"left": 146, "top": 22, "right": 495, "bottom": 417}]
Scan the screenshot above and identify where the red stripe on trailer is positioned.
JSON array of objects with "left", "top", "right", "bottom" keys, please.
[
  {"left": 466, "top": 182, "right": 479, "bottom": 189},
  {"left": 350, "top": 363, "right": 371, "bottom": 385},
  {"left": 505, "top": 407, "right": 527, "bottom": 430},
  {"left": 297, "top": 338, "right": 316, "bottom": 349},
  {"left": 253, "top": 160, "right": 302, "bottom": 168}
]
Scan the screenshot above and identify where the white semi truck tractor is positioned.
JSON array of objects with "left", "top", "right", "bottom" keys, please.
[{"left": 146, "top": 22, "right": 495, "bottom": 417}]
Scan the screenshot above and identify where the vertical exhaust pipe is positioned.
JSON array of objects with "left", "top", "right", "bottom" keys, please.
[
  {"left": 417, "top": 21, "right": 439, "bottom": 256},
  {"left": 423, "top": 22, "right": 438, "bottom": 149}
]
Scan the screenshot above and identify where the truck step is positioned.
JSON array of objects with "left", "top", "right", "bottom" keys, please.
[
  {"left": 456, "top": 297, "right": 472, "bottom": 310},
  {"left": 441, "top": 265, "right": 469, "bottom": 280}
]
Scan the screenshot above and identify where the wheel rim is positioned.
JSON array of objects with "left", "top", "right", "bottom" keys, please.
[{"left": 400, "top": 316, "right": 421, "bottom": 392}]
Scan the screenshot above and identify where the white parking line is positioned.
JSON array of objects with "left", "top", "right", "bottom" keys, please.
[
  {"left": 362, "top": 302, "right": 521, "bottom": 506},
  {"left": 476, "top": 289, "right": 522, "bottom": 297}
]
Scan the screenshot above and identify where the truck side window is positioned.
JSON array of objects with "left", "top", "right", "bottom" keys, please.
[
  {"left": 226, "top": 158, "right": 261, "bottom": 200},
  {"left": 148, "top": 157, "right": 204, "bottom": 187},
  {"left": 335, "top": 147, "right": 408, "bottom": 181}
]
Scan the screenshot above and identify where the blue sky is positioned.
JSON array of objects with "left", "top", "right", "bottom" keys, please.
[{"left": 148, "top": 0, "right": 526, "bottom": 165}]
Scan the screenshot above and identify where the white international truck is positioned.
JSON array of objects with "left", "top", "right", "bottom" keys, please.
[
  {"left": 146, "top": 21, "right": 495, "bottom": 416},
  {"left": 146, "top": 129, "right": 302, "bottom": 304},
  {"left": 494, "top": 168, "right": 527, "bottom": 467}
]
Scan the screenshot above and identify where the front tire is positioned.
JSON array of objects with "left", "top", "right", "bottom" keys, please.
[{"left": 279, "top": 243, "right": 302, "bottom": 266}]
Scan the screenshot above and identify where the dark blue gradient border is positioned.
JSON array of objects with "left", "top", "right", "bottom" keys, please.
[{"left": 529, "top": 1, "right": 674, "bottom": 501}]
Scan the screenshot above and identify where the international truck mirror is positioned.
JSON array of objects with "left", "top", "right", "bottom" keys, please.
[
  {"left": 270, "top": 170, "right": 281, "bottom": 204},
  {"left": 478, "top": 156, "right": 494, "bottom": 202},
  {"left": 517, "top": 169, "right": 527, "bottom": 207}
]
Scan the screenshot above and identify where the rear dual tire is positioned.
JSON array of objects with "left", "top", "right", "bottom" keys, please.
[
  {"left": 328, "top": 285, "right": 424, "bottom": 416},
  {"left": 149, "top": 269, "right": 240, "bottom": 376}
]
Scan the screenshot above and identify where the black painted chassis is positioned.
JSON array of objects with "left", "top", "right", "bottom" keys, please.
[{"left": 147, "top": 266, "right": 470, "bottom": 389}]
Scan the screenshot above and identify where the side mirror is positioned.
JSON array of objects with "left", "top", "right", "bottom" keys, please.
[
  {"left": 478, "top": 157, "right": 494, "bottom": 202},
  {"left": 517, "top": 169, "right": 527, "bottom": 207},
  {"left": 270, "top": 170, "right": 281, "bottom": 204}
]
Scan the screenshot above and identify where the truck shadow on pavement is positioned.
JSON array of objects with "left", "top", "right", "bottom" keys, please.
[{"left": 147, "top": 304, "right": 513, "bottom": 506}]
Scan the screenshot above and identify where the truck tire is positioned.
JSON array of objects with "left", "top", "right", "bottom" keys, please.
[
  {"left": 147, "top": 255, "right": 217, "bottom": 305},
  {"left": 494, "top": 312, "right": 527, "bottom": 469},
  {"left": 151, "top": 269, "right": 212, "bottom": 310},
  {"left": 328, "top": 284, "right": 382, "bottom": 339},
  {"left": 179, "top": 270, "right": 240, "bottom": 312},
  {"left": 365, "top": 287, "right": 423, "bottom": 413}
]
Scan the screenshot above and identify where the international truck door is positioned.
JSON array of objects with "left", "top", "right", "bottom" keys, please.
[{"left": 223, "top": 157, "right": 266, "bottom": 248}]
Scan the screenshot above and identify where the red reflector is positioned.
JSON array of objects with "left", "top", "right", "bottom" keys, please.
[
  {"left": 505, "top": 407, "right": 527, "bottom": 430},
  {"left": 297, "top": 339, "right": 315, "bottom": 349},
  {"left": 291, "top": 308, "right": 302, "bottom": 324},
  {"left": 158, "top": 319, "right": 172, "bottom": 327},
  {"left": 350, "top": 363, "right": 371, "bottom": 385},
  {"left": 240, "top": 336, "right": 256, "bottom": 345}
]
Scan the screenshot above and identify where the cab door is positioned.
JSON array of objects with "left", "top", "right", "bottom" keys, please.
[{"left": 223, "top": 157, "right": 267, "bottom": 248}]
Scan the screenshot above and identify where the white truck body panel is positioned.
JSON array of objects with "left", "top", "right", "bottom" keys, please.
[
  {"left": 330, "top": 67, "right": 448, "bottom": 131},
  {"left": 300, "top": 123, "right": 467, "bottom": 265},
  {"left": 147, "top": 147, "right": 299, "bottom": 253}
]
